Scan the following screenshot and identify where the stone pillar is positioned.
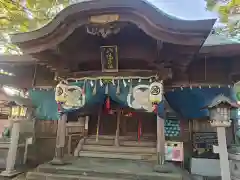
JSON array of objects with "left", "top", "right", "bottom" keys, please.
[
  {"left": 157, "top": 116, "right": 165, "bottom": 165},
  {"left": 213, "top": 127, "right": 231, "bottom": 180},
  {"left": 228, "top": 146, "right": 240, "bottom": 180},
  {"left": 51, "top": 113, "right": 67, "bottom": 165},
  {"left": 1, "top": 119, "right": 21, "bottom": 177}
]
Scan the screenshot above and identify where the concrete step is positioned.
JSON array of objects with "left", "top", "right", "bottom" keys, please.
[
  {"left": 88, "top": 135, "right": 156, "bottom": 141},
  {"left": 82, "top": 145, "right": 156, "bottom": 154},
  {"left": 79, "top": 151, "right": 156, "bottom": 160},
  {"left": 85, "top": 138, "right": 156, "bottom": 147},
  {"left": 36, "top": 163, "right": 182, "bottom": 180},
  {"left": 26, "top": 172, "right": 128, "bottom": 180}
]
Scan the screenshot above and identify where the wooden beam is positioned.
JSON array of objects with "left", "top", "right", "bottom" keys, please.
[{"left": 0, "top": 55, "right": 37, "bottom": 63}]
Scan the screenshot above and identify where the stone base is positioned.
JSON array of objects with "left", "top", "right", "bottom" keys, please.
[
  {"left": 0, "top": 170, "right": 22, "bottom": 177},
  {"left": 50, "top": 158, "right": 65, "bottom": 165},
  {"left": 27, "top": 157, "right": 185, "bottom": 180},
  {"left": 153, "top": 164, "right": 175, "bottom": 173}
]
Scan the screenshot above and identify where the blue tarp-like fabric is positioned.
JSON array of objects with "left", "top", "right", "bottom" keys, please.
[
  {"left": 165, "top": 87, "right": 236, "bottom": 119},
  {"left": 29, "top": 89, "right": 59, "bottom": 120},
  {"left": 29, "top": 86, "right": 235, "bottom": 120}
]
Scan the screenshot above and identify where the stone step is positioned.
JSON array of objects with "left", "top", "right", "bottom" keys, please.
[
  {"left": 26, "top": 172, "right": 128, "bottom": 180},
  {"left": 79, "top": 151, "right": 156, "bottom": 160},
  {"left": 85, "top": 138, "right": 156, "bottom": 147},
  {"left": 82, "top": 145, "right": 156, "bottom": 154},
  {"left": 36, "top": 163, "right": 182, "bottom": 180},
  {"left": 88, "top": 135, "right": 155, "bottom": 141}
]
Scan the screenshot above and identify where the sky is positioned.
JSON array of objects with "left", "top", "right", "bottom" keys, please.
[{"left": 147, "top": 0, "right": 218, "bottom": 20}]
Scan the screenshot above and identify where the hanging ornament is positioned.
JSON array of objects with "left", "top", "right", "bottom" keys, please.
[
  {"left": 128, "top": 79, "right": 131, "bottom": 83},
  {"left": 100, "top": 79, "right": 103, "bottom": 87},
  {"left": 138, "top": 78, "right": 141, "bottom": 83},
  {"left": 82, "top": 80, "right": 86, "bottom": 95},
  {"left": 149, "top": 78, "right": 152, "bottom": 83},
  {"left": 90, "top": 80, "right": 94, "bottom": 87},
  {"left": 129, "top": 79, "right": 133, "bottom": 95},
  {"left": 92, "top": 80, "right": 97, "bottom": 95},
  {"left": 116, "top": 79, "right": 120, "bottom": 95},
  {"left": 153, "top": 103, "right": 158, "bottom": 114},
  {"left": 123, "top": 79, "right": 127, "bottom": 87},
  {"left": 57, "top": 102, "right": 62, "bottom": 113},
  {"left": 105, "top": 83, "right": 109, "bottom": 94},
  {"left": 106, "top": 96, "right": 110, "bottom": 110}
]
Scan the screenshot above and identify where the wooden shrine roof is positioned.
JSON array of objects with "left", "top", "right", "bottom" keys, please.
[{"left": 10, "top": 0, "right": 216, "bottom": 51}]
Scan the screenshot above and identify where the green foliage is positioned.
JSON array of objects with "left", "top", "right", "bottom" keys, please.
[
  {"left": 206, "top": 0, "right": 240, "bottom": 41},
  {"left": 0, "top": 0, "right": 70, "bottom": 54}
]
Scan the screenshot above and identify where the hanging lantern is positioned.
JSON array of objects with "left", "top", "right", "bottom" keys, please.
[
  {"left": 149, "top": 81, "right": 163, "bottom": 104},
  {"left": 55, "top": 82, "right": 68, "bottom": 103}
]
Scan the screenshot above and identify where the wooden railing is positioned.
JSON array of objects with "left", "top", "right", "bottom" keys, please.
[{"left": 34, "top": 120, "right": 84, "bottom": 156}]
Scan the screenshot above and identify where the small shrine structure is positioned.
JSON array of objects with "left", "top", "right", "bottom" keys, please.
[{"left": 0, "top": 0, "right": 240, "bottom": 179}]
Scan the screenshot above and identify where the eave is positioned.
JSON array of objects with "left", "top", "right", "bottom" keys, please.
[{"left": 10, "top": 0, "right": 216, "bottom": 53}]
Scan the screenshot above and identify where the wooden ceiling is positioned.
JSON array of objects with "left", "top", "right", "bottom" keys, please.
[{"left": 29, "top": 23, "right": 200, "bottom": 75}]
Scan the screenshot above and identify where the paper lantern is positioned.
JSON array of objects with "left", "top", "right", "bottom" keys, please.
[
  {"left": 149, "top": 81, "right": 163, "bottom": 103},
  {"left": 55, "top": 82, "right": 68, "bottom": 103}
]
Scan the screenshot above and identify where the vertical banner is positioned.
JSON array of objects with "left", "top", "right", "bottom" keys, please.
[{"left": 100, "top": 46, "right": 118, "bottom": 72}]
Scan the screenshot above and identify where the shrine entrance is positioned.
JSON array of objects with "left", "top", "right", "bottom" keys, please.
[{"left": 88, "top": 109, "right": 157, "bottom": 141}]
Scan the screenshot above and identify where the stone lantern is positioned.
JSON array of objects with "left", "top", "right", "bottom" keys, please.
[
  {"left": 203, "top": 94, "right": 239, "bottom": 180},
  {"left": 207, "top": 95, "right": 238, "bottom": 128}
]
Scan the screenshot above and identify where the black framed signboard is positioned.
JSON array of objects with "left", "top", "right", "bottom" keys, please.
[{"left": 100, "top": 45, "right": 118, "bottom": 72}]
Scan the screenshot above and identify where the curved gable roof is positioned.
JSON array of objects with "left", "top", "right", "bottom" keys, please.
[{"left": 10, "top": 0, "right": 216, "bottom": 53}]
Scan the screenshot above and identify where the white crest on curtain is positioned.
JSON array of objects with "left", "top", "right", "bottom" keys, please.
[{"left": 127, "top": 84, "right": 152, "bottom": 112}]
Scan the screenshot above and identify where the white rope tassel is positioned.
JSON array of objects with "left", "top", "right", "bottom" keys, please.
[
  {"left": 92, "top": 80, "right": 97, "bottom": 95},
  {"left": 105, "top": 83, "right": 109, "bottom": 95},
  {"left": 116, "top": 80, "right": 120, "bottom": 95}
]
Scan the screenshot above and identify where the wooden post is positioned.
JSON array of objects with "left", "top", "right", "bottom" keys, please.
[
  {"left": 84, "top": 116, "right": 89, "bottom": 136},
  {"left": 213, "top": 127, "right": 231, "bottom": 180},
  {"left": 1, "top": 119, "right": 21, "bottom": 177},
  {"left": 115, "top": 110, "right": 121, "bottom": 146},
  {"left": 122, "top": 117, "right": 127, "bottom": 136},
  {"left": 157, "top": 115, "right": 165, "bottom": 165},
  {"left": 51, "top": 113, "right": 67, "bottom": 165},
  {"left": 96, "top": 109, "right": 101, "bottom": 142}
]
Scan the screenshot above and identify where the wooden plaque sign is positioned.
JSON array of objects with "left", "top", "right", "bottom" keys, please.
[
  {"left": 90, "top": 14, "right": 119, "bottom": 24},
  {"left": 100, "top": 46, "right": 118, "bottom": 72}
]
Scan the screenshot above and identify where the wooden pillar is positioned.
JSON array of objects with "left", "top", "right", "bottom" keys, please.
[
  {"left": 157, "top": 115, "right": 165, "bottom": 165},
  {"left": 115, "top": 110, "right": 121, "bottom": 146},
  {"left": 1, "top": 119, "right": 21, "bottom": 177},
  {"left": 96, "top": 110, "right": 101, "bottom": 142},
  {"left": 122, "top": 117, "right": 127, "bottom": 136},
  {"left": 84, "top": 116, "right": 89, "bottom": 136},
  {"left": 51, "top": 113, "right": 67, "bottom": 165}
]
